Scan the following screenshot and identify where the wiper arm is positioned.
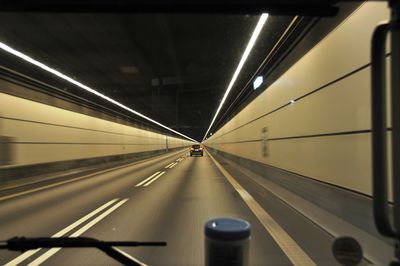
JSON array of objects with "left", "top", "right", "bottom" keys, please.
[
  {"left": 0, "top": 236, "right": 167, "bottom": 266},
  {"left": 1, "top": 236, "right": 166, "bottom": 251}
]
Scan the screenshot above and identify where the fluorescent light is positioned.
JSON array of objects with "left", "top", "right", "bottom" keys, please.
[
  {"left": 253, "top": 76, "right": 263, "bottom": 90},
  {"left": 0, "top": 42, "right": 197, "bottom": 143},
  {"left": 202, "top": 13, "right": 269, "bottom": 142}
]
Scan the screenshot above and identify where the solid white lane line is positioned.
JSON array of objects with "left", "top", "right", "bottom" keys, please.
[
  {"left": 165, "top": 162, "right": 175, "bottom": 168},
  {"left": 168, "top": 162, "right": 178, "bottom": 169},
  {"left": 4, "top": 199, "right": 119, "bottom": 266},
  {"left": 72, "top": 199, "right": 128, "bottom": 236},
  {"left": 4, "top": 250, "right": 38, "bottom": 266},
  {"left": 135, "top": 172, "right": 160, "bottom": 187},
  {"left": 114, "top": 247, "right": 148, "bottom": 266},
  {"left": 27, "top": 199, "right": 129, "bottom": 266},
  {"left": 143, "top": 172, "right": 166, "bottom": 187},
  {"left": 207, "top": 151, "right": 316, "bottom": 266}
]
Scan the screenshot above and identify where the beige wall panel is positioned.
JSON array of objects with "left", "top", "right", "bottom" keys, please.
[
  {"left": 267, "top": 135, "right": 371, "bottom": 195},
  {"left": 210, "top": 133, "right": 371, "bottom": 195},
  {"left": 14, "top": 143, "right": 165, "bottom": 165},
  {"left": 0, "top": 93, "right": 165, "bottom": 141},
  {"left": 1, "top": 119, "right": 166, "bottom": 145},
  {"left": 213, "top": 67, "right": 371, "bottom": 144},
  {"left": 0, "top": 92, "right": 191, "bottom": 166},
  {"left": 7, "top": 133, "right": 188, "bottom": 166}
]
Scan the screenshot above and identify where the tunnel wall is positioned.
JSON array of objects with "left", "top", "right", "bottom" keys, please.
[
  {"left": 205, "top": 2, "right": 390, "bottom": 196},
  {"left": 0, "top": 91, "right": 192, "bottom": 171}
]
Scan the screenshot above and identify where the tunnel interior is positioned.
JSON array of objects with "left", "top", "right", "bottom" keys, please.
[{"left": 0, "top": 1, "right": 398, "bottom": 265}]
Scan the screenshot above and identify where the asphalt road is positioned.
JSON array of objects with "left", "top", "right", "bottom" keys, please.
[{"left": 0, "top": 149, "right": 345, "bottom": 265}]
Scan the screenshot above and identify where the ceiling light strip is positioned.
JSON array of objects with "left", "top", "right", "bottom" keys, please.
[
  {"left": 0, "top": 42, "right": 196, "bottom": 142},
  {"left": 202, "top": 13, "right": 269, "bottom": 142}
]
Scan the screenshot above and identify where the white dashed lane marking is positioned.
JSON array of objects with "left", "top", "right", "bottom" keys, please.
[
  {"left": 143, "top": 171, "right": 166, "bottom": 187},
  {"left": 135, "top": 172, "right": 160, "bottom": 187}
]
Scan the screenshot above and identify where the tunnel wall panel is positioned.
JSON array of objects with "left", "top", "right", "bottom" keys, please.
[
  {"left": 0, "top": 92, "right": 191, "bottom": 168},
  {"left": 205, "top": 2, "right": 390, "bottom": 196},
  {"left": 214, "top": 134, "right": 371, "bottom": 193}
]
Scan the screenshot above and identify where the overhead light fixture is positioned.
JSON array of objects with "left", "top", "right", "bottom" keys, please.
[
  {"left": 0, "top": 41, "right": 197, "bottom": 143},
  {"left": 253, "top": 76, "right": 263, "bottom": 90},
  {"left": 202, "top": 13, "right": 269, "bottom": 142}
]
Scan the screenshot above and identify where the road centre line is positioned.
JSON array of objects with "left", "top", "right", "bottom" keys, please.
[
  {"left": 5, "top": 198, "right": 120, "bottom": 266},
  {"left": 27, "top": 199, "right": 129, "bottom": 266},
  {"left": 135, "top": 172, "right": 160, "bottom": 187},
  {"left": 207, "top": 151, "right": 316, "bottom": 266},
  {"left": 168, "top": 162, "right": 178, "bottom": 169},
  {"left": 143, "top": 172, "right": 166, "bottom": 187},
  {"left": 165, "top": 162, "right": 175, "bottom": 168}
]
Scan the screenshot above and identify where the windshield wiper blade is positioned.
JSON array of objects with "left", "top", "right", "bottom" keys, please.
[
  {"left": 0, "top": 236, "right": 167, "bottom": 266},
  {"left": 1, "top": 236, "right": 167, "bottom": 251}
]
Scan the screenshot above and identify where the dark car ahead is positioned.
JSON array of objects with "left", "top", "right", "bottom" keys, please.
[{"left": 190, "top": 144, "right": 203, "bottom": 156}]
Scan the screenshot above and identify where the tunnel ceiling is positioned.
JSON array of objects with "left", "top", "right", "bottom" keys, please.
[{"left": 0, "top": 13, "right": 295, "bottom": 141}]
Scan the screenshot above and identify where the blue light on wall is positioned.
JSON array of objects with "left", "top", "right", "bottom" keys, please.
[{"left": 253, "top": 76, "right": 263, "bottom": 90}]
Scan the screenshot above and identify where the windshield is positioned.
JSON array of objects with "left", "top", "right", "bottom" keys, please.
[{"left": 0, "top": 1, "right": 395, "bottom": 265}]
